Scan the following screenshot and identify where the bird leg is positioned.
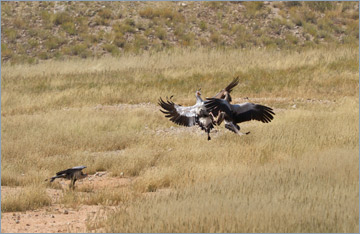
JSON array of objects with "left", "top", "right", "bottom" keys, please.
[
  {"left": 226, "top": 123, "right": 250, "bottom": 136},
  {"left": 209, "top": 111, "right": 225, "bottom": 126},
  {"left": 69, "top": 178, "right": 76, "bottom": 190}
]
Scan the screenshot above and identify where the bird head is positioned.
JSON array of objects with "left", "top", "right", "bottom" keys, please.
[{"left": 196, "top": 88, "right": 202, "bottom": 97}]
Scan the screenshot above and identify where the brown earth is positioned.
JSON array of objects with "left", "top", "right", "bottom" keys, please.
[{"left": 1, "top": 173, "right": 130, "bottom": 233}]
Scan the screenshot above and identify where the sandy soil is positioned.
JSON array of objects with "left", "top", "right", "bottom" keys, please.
[{"left": 1, "top": 172, "right": 129, "bottom": 233}]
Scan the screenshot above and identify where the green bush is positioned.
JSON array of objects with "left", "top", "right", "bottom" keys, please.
[
  {"left": 94, "top": 16, "right": 110, "bottom": 26},
  {"left": 98, "top": 8, "right": 113, "bottom": 19},
  {"left": 45, "top": 37, "right": 66, "bottom": 50},
  {"left": 133, "top": 35, "right": 149, "bottom": 51},
  {"left": 305, "top": 2, "right": 335, "bottom": 13},
  {"left": 113, "top": 22, "right": 136, "bottom": 34},
  {"left": 199, "top": 21, "right": 207, "bottom": 31},
  {"left": 62, "top": 21, "right": 77, "bottom": 35},
  {"left": 155, "top": 27, "right": 167, "bottom": 40},
  {"left": 53, "top": 12, "right": 72, "bottom": 25},
  {"left": 139, "top": 7, "right": 184, "bottom": 22},
  {"left": 4, "top": 29, "right": 18, "bottom": 42},
  {"left": 14, "top": 17, "right": 26, "bottom": 29},
  {"left": 1, "top": 43, "right": 13, "bottom": 59},
  {"left": 103, "top": 43, "right": 120, "bottom": 56},
  {"left": 114, "top": 32, "right": 126, "bottom": 48}
]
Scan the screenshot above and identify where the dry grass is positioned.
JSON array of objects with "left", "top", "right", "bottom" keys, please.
[
  {"left": 1, "top": 186, "right": 51, "bottom": 212},
  {"left": 1, "top": 46, "right": 358, "bottom": 232}
]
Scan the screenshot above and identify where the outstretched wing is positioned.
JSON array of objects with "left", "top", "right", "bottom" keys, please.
[
  {"left": 56, "top": 166, "right": 86, "bottom": 175},
  {"left": 158, "top": 97, "right": 198, "bottom": 127},
  {"left": 212, "top": 77, "right": 239, "bottom": 102},
  {"left": 232, "top": 103, "right": 275, "bottom": 123},
  {"left": 204, "top": 98, "right": 233, "bottom": 117}
]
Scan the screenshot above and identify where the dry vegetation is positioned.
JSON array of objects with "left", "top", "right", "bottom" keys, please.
[
  {"left": 1, "top": 1, "right": 359, "bottom": 64},
  {"left": 1, "top": 0, "right": 359, "bottom": 233},
  {"left": 1, "top": 44, "right": 359, "bottom": 232}
]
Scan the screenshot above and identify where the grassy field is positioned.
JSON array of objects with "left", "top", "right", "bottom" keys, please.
[{"left": 1, "top": 45, "right": 359, "bottom": 232}]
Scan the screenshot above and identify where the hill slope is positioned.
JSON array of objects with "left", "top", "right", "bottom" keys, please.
[{"left": 1, "top": 1, "right": 359, "bottom": 64}]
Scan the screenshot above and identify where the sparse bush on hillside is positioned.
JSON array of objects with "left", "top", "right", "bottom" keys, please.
[
  {"left": 1, "top": 43, "right": 13, "bottom": 59},
  {"left": 114, "top": 32, "right": 126, "bottom": 48},
  {"left": 4, "top": 28, "right": 18, "bottom": 42},
  {"left": 1, "top": 1, "right": 358, "bottom": 64},
  {"left": 98, "top": 8, "right": 113, "bottom": 19},
  {"left": 139, "top": 7, "right": 184, "bottom": 22},
  {"left": 14, "top": 17, "right": 26, "bottom": 29},
  {"left": 103, "top": 43, "right": 120, "bottom": 56},
  {"left": 199, "top": 20, "right": 207, "bottom": 31},
  {"left": 45, "top": 36, "right": 66, "bottom": 50},
  {"left": 133, "top": 35, "right": 149, "bottom": 52},
  {"left": 243, "top": 1, "right": 265, "bottom": 18},
  {"left": 53, "top": 12, "right": 72, "bottom": 25},
  {"left": 62, "top": 21, "right": 77, "bottom": 35},
  {"left": 155, "top": 27, "right": 167, "bottom": 40},
  {"left": 305, "top": 1, "right": 335, "bottom": 13}
]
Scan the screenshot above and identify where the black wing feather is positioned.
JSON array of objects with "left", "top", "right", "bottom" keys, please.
[
  {"left": 234, "top": 104, "right": 275, "bottom": 123},
  {"left": 158, "top": 97, "right": 196, "bottom": 127},
  {"left": 212, "top": 77, "right": 239, "bottom": 102},
  {"left": 204, "top": 98, "right": 232, "bottom": 117}
]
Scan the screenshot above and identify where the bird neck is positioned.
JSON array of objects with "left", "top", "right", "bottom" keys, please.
[{"left": 196, "top": 95, "right": 203, "bottom": 103}]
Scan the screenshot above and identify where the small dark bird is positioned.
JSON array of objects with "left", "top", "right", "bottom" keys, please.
[{"left": 46, "top": 166, "right": 88, "bottom": 189}]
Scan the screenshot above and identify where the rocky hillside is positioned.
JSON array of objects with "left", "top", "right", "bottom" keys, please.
[{"left": 1, "top": 1, "right": 358, "bottom": 64}]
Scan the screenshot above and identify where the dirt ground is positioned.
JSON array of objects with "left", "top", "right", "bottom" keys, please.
[{"left": 1, "top": 172, "right": 129, "bottom": 233}]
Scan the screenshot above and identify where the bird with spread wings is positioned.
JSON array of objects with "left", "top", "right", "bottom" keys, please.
[{"left": 158, "top": 77, "right": 239, "bottom": 140}]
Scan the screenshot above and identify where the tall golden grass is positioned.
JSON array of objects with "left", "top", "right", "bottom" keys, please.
[{"left": 1, "top": 46, "right": 358, "bottom": 232}]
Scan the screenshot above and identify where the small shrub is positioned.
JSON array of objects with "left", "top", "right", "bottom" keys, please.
[
  {"left": 284, "top": 1, "right": 302, "bottom": 7},
  {"left": 139, "top": 7, "right": 157, "bottom": 19},
  {"left": 28, "top": 38, "right": 39, "bottom": 48},
  {"left": 180, "top": 33, "right": 195, "bottom": 47},
  {"left": 94, "top": 16, "right": 110, "bottom": 26},
  {"left": 303, "top": 23, "right": 318, "bottom": 37},
  {"left": 38, "top": 52, "right": 49, "bottom": 60},
  {"left": 4, "top": 29, "right": 18, "bottom": 42},
  {"left": 113, "top": 22, "right": 136, "bottom": 34},
  {"left": 98, "top": 8, "right": 113, "bottom": 19},
  {"left": 103, "top": 43, "right": 120, "bottom": 56},
  {"left": 53, "top": 12, "right": 72, "bottom": 25},
  {"left": 155, "top": 27, "right": 167, "bottom": 40},
  {"left": 72, "top": 43, "right": 88, "bottom": 56},
  {"left": 14, "top": 17, "right": 26, "bottom": 29},
  {"left": 133, "top": 35, "right": 149, "bottom": 51},
  {"left": 114, "top": 32, "right": 126, "bottom": 48},
  {"left": 285, "top": 33, "right": 299, "bottom": 44},
  {"left": 62, "top": 21, "right": 77, "bottom": 35},
  {"left": 210, "top": 32, "right": 221, "bottom": 44},
  {"left": 45, "top": 37, "right": 66, "bottom": 50},
  {"left": 243, "top": 2, "right": 264, "bottom": 18},
  {"left": 139, "top": 7, "right": 184, "bottom": 22},
  {"left": 199, "top": 21, "right": 207, "bottom": 31},
  {"left": 125, "top": 18, "right": 136, "bottom": 26},
  {"left": 305, "top": 1, "right": 335, "bottom": 13},
  {"left": 41, "top": 11, "right": 52, "bottom": 23},
  {"left": 1, "top": 43, "right": 13, "bottom": 59}
]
